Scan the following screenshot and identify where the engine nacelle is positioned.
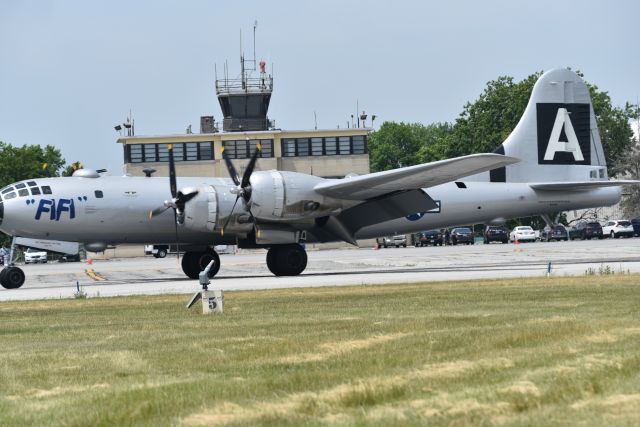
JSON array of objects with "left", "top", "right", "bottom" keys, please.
[
  {"left": 249, "top": 171, "right": 343, "bottom": 221},
  {"left": 182, "top": 185, "right": 217, "bottom": 233}
]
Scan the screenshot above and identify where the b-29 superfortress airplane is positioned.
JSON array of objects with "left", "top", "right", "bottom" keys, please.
[{"left": 0, "top": 69, "right": 636, "bottom": 289}]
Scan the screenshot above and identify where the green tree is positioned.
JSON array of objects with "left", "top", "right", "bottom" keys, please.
[{"left": 0, "top": 142, "right": 66, "bottom": 188}]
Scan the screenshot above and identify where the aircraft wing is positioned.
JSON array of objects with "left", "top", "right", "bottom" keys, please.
[
  {"left": 313, "top": 153, "right": 519, "bottom": 200},
  {"left": 530, "top": 180, "right": 640, "bottom": 191}
]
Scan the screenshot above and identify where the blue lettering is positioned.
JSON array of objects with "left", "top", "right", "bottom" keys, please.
[
  {"left": 55, "top": 198, "right": 75, "bottom": 221},
  {"left": 35, "top": 199, "right": 56, "bottom": 220}
]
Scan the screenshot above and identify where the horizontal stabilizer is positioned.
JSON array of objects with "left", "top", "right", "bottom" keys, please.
[
  {"left": 314, "top": 153, "right": 519, "bottom": 200},
  {"left": 530, "top": 180, "right": 640, "bottom": 191}
]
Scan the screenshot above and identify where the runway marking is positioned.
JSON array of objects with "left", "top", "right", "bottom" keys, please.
[{"left": 85, "top": 269, "right": 107, "bottom": 281}]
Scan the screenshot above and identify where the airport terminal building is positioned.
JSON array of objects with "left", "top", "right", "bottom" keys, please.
[{"left": 117, "top": 57, "right": 371, "bottom": 179}]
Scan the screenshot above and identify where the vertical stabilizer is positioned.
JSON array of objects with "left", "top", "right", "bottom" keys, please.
[{"left": 485, "top": 69, "right": 607, "bottom": 183}]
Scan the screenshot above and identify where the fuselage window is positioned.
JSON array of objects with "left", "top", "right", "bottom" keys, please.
[
  {"left": 41, "top": 186, "right": 52, "bottom": 195},
  {"left": 4, "top": 192, "right": 16, "bottom": 200},
  {"left": 15, "top": 183, "right": 26, "bottom": 189},
  {"left": 27, "top": 181, "right": 37, "bottom": 187},
  {"left": 95, "top": 190, "right": 104, "bottom": 198},
  {"left": 18, "top": 189, "right": 29, "bottom": 197},
  {"left": 30, "top": 187, "right": 41, "bottom": 195},
  {"left": 1, "top": 186, "right": 14, "bottom": 194}
]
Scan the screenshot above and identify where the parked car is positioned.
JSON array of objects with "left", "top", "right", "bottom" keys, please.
[
  {"left": 483, "top": 226, "right": 508, "bottom": 244},
  {"left": 377, "top": 235, "right": 407, "bottom": 248},
  {"left": 450, "top": 227, "right": 474, "bottom": 245},
  {"left": 602, "top": 220, "right": 634, "bottom": 238},
  {"left": 24, "top": 247, "right": 48, "bottom": 264},
  {"left": 541, "top": 225, "right": 569, "bottom": 242},
  {"left": 571, "top": 221, "right": 604, "bottom": 240},
  {"left": 509, "top": 226, "right": 536, "bottom": 243},
  {"left": 414, "top": 230, "right": 443, "bottom": 247},
  {"left": 145, "top": 244, "right": 168, "bottom": 258},
  {"left": 58, "top": 253, "right": 81, "bottom": 262},
  {"left": 631, "top": 217, "right": 640, "bottom": 236}
]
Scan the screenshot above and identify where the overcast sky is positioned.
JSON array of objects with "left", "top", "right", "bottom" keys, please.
[{"left": 1, "top": 0, "right": 638, "bottom": 173}]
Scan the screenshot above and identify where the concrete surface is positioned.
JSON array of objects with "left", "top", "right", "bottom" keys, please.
[{"left": 2, "top": 238, "right": 639, "bottom": 301}]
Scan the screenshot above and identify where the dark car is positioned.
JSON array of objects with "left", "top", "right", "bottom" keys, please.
[
  {"left": 450, "top": 227, "right": 474, "bottom": 245},
  {"left": 483, "top": 226, "right": 508, "bottom": 244},
  {"left": 632, "top": 218, "right": 640, "bottom": 236},
  {"left": 541, "top": 225, "right": 569, "bottom": 241},
  {"left": 414, "top": 230, "right": 443, "bottom": 247},
  {"left": 571, "top": 221, "right": 604, "bottom": 240},
  {"left": 58, "top": 253, "right": 81, "bottom": 262}
]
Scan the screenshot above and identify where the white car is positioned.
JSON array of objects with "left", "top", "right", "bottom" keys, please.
[
  {"left": 602, "top": 220, "right": 634, "bottom": 238},
  {"left": 509, "top": 226, "right": 536, "bottom": 243},
  {"left": 24, "top": 248, "right": 48, "bottom": 264}
]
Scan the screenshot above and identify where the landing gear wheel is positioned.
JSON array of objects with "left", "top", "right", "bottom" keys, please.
[
  {"left": 0, "top": 267, "right": 25, "bottom": 289},
  {"left": 181, "top": 250, "right": 220, "bottom": 279},
  {"left": 266, "top": 244, "right": 308, "bottom": 276}
]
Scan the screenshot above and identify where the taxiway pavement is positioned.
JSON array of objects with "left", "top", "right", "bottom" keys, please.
[{"left": 2, "top": 238, "right": 639, "bottom": 301}]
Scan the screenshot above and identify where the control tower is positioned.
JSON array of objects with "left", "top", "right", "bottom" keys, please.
[{"left": 215, "top": 52, "right": 273, "bottom": 132}]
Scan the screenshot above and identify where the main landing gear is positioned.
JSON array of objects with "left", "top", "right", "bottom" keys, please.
[
  {"left": 181, "top": 249, "right": 221, "bottom": 280},
  {"left": 180, "top": 244, "right": 308, "bottom": 279},
  {"left": 266, "top": 244, "right": 308, "bottom": 276},
  {"left": 1, "top": 237, "right": 25, "bottom": 289}
]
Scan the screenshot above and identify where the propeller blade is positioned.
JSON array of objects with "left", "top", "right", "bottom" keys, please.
[
  {"left": 220, "top": 195, "right": 240, "bottom": 236},
  {"left": 176, "top": 188, "right": 199, "bottom": 207},
  {"left": 149, "top": 205, "right": 170, "bottom": 220},
  {"left": 221, "top": 147, "right": 241, "bottom": 186},
  {"left": 168, "top": 143, "right": 177, "bottom": 198},
  {"left": 174, "top": 209, "right": 181, "bottom": 264},
  {"left": 241, "top": 143, "right": 262, "bottom": 189}
]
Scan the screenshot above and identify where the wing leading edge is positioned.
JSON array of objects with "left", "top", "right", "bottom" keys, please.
[{"left": 313, "top": 153, "right": 520, "bottom": 200}]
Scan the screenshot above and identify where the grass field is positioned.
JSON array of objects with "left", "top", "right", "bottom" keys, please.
[{"left": 1, "top": 276, "right": 640, "bottom": 426}]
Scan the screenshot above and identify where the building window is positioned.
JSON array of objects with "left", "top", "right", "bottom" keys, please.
[
  {"left": 223, "top": 139, "right": 274, "bottom": 159},
  {"left": 144, "top": 144, "right": 157, "bottom": 162},
  {"left": 297, "top": 138, "right": 310, "bottom": 157},
  {"left": 129, "top": 144, "right": 143, "bottom": 163},
  {"left": 339, "top": 136, "right": 350, "bottom": 154},
  {"left": 185, "top": 143, "right": 198, "bottom": 161},
  {"left": 158, "top": 144, "right": 169, "bottom": 162},
  {"left": 282, "top": 139, "right": 296, "bottom": 157},
  {"left": 311, "top": 138, "right": 323, "bottom": 156},
  {"left": 199, "top": 142, "right": 213, "bottom": 160},
  {"left": 172, "top": 143, "right": 185, "bottom": 162},
  {"left": 281, "top": 135, "right": 367, "bottom": 157},
  {"left": 352, "top": 135, "right": 366, "bottom": 154}
]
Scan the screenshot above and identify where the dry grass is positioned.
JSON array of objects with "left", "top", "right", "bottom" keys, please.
[{"left": 1, "top": 275, "right": 640, "bottom": 426}]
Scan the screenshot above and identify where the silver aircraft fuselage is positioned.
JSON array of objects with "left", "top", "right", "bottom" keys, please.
[{"left": 0, "top": 175, "right": 621, "bottom": 245}]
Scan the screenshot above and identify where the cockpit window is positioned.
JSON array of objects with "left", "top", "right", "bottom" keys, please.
[
  {"left": 41, "top": 186, "right": 52, "bottom": 195},
  {"left": 1, "top": 187, "right": 14, "bottom": 194},
  {"left": 18, "top": 189, "right": 28, "bottom": 197},
  {"left": 15, "top": 183, "right": 26, "bottom": 189},
  {"left": 30, "top": 187, "right": 41, "bottom": 195},
  {"left": 4, "top": 192, "right": 16, "bottom": 200},
  {"left": 95, "top": 190, "right": 103, "bottom": 198},
  {"left": 27, "top": 181, "right": 37, "bottom": 187}
]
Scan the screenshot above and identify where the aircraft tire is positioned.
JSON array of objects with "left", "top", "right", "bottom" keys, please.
[
  {"left": 181, "top": 250, "right": 220, "bottom": 279},
  {"left": 0, "top": 267, "right": 25, "bottom": 289},
  {"left": 266, "top": 244, "right": 307, "bottom": 276}
]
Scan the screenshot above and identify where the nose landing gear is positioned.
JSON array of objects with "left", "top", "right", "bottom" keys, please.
[
  {"left": 0, "top": 267, "right": 25, "bottom": 289},
  {"left": 1, "top": 237, "right": 25, "bottom": 289}
]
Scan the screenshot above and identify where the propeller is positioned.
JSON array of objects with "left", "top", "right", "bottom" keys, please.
[
  {"left": 148, "top": 144, "right": 199, "bottom": 224},
  {"left": 219, "top": 143, "right": 262, "bottom": 236},
  {"left": 148, "top": 144, "right": 200, "bottom": 262}
]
